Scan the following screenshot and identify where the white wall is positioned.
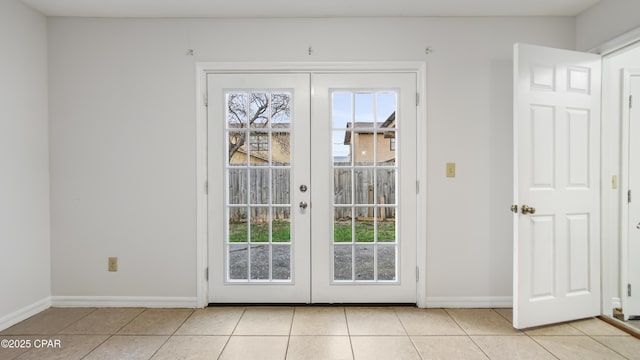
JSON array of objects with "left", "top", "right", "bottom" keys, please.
[
  {"left": 576, "top": 0, "right": 640, "bottom": 51},
  {"left": 0, "top": 0, "right": 51, "bottom": 328},
  {"left": 48, "top": 16, "right": 575, "bottom": 304}
]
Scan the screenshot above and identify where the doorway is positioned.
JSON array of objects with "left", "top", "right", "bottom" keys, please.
[{"left": 204, "top": 70, "right": 420, "bottom": 304}]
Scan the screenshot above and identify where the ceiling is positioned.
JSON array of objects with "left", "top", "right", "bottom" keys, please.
[{"left": 20, "top": 0, "right": 601, "bottom": 18}]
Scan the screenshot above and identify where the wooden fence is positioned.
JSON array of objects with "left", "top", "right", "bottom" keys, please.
[{"left": 228, "top": 164, "right": 396, "bottom": 222}]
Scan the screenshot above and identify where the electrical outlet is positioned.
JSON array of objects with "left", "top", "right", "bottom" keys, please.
[
  {"left": 108, "top": 257, "right": 118, "bottom": 272},
  {"left": 446, "top": 163, "right": 456, "bottom": 178}
]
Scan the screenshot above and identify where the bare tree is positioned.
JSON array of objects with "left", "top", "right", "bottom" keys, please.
[{"left": 227, "top": 92, "right": 290, "bottom": 162}]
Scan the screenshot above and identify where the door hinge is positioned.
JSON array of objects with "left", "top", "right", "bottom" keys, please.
[
  {"left": 629, "top": 283, "right": 632, "bottom": 297},
  {"left": 629, "top": 189, "right": 632, "bottom": 203},
  {"left": 204, "top": 92, "right": 208, "bottom": 107},
  {"left": 205, "top": 181, "right": 209, "bottom": 195},
  {"left": 416, "top": 266, "right": 419, "bottom": 282},
  {"left": 416, "top": 93, "right": 420, "bottom": 106},
  {"left": 630, "top": 95, "right": 633, "bottom": 109},
  {"left": 205, "top": 267, "right": 209, "bottom": 281},
  {"left": 416, "top": 181, "right": 420, "bottom": 194}
]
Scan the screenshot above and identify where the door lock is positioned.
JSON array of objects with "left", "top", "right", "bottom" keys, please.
[
  {"left": 299, "top": 184, "right": 308, "bottom": 192},
  {"left": 510, "top": 205, "right": 518, "bottom": 213},
  {"left": 521, "top": 205, "right": 536, "bottom": 215}
]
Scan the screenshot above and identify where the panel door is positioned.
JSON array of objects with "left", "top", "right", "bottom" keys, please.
[
  {"left": 207, "top": 73, "right": 311, "bottom": 303},
  {"left": 310, "top": 73, "right": 418, "bottom": 303},
  {"left": 627, "top": 74, "right": 640, "bottom": 317},
  {"left": 513, "top": 43, "right": 601, "bottom": 329}
]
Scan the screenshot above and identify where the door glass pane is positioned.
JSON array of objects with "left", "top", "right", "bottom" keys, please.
[
  {"left": 225, "top": 89, "right": 293, "bottom": 283},
  {"left": 228, "top": 207, "right": 247, "bottom": 242},
  {"left": 354, "top": 245, "right": 374, "bottom": 280},
  {"left": 377, "top": 245, "right": 396, "bottom": 281},
  {"left": 331, "top": 90, "right": 399, "bottom": 283},
  {"left": 272, "top": 208, "right": 290, "bottom": 243},
  {"left": 378, "top": 210, "right": 396, "bottom": 242},
  {"left": 250, "top": 244, "right": 270, "bottom": 280},
  {"left": 354, "top": 93, "right": 374, "bottom": 124},
  {"left": 272, "top": 169, "right": 290, "bottom": 204},
  {"left": 272, "top": 131, "right": 291, "bottom": 166},
  {"left": 355, "top": 216, "right": 375, "bottom": 243},
  {"left": 334, "top": 169, "right": 352, "bottom": 204},
  {"left": 228, "top": 132, "right": 247, "bottom": 166},
  {"left": 376, "top": 169, "right": 395, "bottom": 205},
  {"left": 228, "top": 244, "right": 248, "bottom": 280},
  {"left": 354, "top": 168, "right": 374, "bottom": 204},
  {"left": 249, "top": 93, "right": 270, "bottom": 128},
  {"left": 334, "top": 245, "right": 353, "bottom": 281},
  {"left": 334, "top": 208, "right": 353, "bottom": 243},
  {"left": 228, "top": 169, "right": 247, "bottom": 204},
  {"left": 272, "top": 244, "right": 291, "bottom": 280},
  {"left": 250, "top": 208, "right": 269, "bottom": 242}
]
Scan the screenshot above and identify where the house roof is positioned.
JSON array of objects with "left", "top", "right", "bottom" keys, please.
[{"left": 343, "top": 112, "right": 396, "bottom": 145}]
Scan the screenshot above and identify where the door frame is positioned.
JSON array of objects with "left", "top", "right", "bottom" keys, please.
[
  {"left": 194, "top": 62, "right": 427, "bottom": 308},
  {"left": 620, "top": 68, "right": 640, "bottom": 320},
  {"left": 599, "top": 37, "right": 640, "bottom": 320}
]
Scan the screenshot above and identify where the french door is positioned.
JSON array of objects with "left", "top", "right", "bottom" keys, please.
[{"left": 207, "top": 72, "right": 417, "bottom": 303}]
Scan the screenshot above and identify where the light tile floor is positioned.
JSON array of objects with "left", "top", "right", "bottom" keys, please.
[{"left": 1, "top": 306, "right": 639, "bottom": 359}]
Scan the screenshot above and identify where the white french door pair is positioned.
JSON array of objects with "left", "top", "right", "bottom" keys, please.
[{"left": 207, "top": 72, "right": 417, "bottom": 303}]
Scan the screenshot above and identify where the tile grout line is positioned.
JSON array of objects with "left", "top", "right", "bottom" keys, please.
[
  {"left": 443, "top": 309, "right": 492, "bottom": 359},
  {"left": 216, "top": 307, "right": 247, "bottom": 360},
  {"left": 566, "top": 317, "right": 631, "bottom": 358},
  {"left": 344, "top": 307, "right": 356, "bottom": 360},
  {"left": 392, "top": 307, "right": 424, "bottom": 360},
  {"left": 489, "top": 308, "right": 560, "bottom": 360},
  {"left": 56, "top": 307, "right": 99, "bottom": 334},
  {"left": 146, "top": 308, "right": 196, "bottom": 360},
  {"left": 80, "top": 308, "right": 148, "bottom": 360},
  {"left": 283, "top": 307, "right": 296, "bottom": 360},
  {"left": 585, "top": 332, "right": 632, "bottom": 359}
]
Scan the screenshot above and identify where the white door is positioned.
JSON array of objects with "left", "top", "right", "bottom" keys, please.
[
  {"left": 626, "top": 74, "right": 640, "bottom": 317},
  {"left": 208, "top": 72, "right": 418, "bottom": 303},
  {"left": 513, "top": 43, "right": 602, "bottom": 329},
  {"left": 310, "top": 73, "right": 417, "bottom": 303},
  {"left": 208, "top": 74, "right": 311, "bottom": 302}
]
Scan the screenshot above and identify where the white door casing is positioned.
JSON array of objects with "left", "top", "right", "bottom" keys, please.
[
  {"left": 623, "top": 73, "right": 640, "bottom": 318},
  {"left": 513, "top": 44, "right": 602, "bottom": 329},
  {"left": 205, "top": 69, "right": 421, "bottom": 304}
]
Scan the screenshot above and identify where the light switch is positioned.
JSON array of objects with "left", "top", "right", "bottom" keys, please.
[{"left": 446, "top": 163, "right": 456, "bottom": 178}]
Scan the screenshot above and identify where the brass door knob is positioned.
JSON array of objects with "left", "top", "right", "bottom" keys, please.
[{"left": 521, "top": 205, "right": 536, "bottom": 215}]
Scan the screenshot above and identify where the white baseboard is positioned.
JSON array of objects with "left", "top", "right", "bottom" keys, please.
[
  {"left": 425, "top": 296, "right": 513, "bottom": 308},
  {"left": 0, "top": 297, "right": 51, "bottom": 331},
  {"left": 51, "top": 296, "right": 198, "bottom": 308},
  {"left": 612, "top": 297, "right": 622, "bottom": 309}
]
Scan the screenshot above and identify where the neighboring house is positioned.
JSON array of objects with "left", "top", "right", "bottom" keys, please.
[
  {"left": 229, "top": 124, "right": 291, "bottom": 165},
  {"left": 344, "top": 112, "right": 396, "bottom": 164}
]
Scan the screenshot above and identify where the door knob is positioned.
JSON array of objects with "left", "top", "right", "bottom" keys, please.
[
  {"left": 299, "top": 201, "right": 308, "bottom": 210},
  {"left": 521, "top": 205, "right": 536, "bottom": 215}
]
